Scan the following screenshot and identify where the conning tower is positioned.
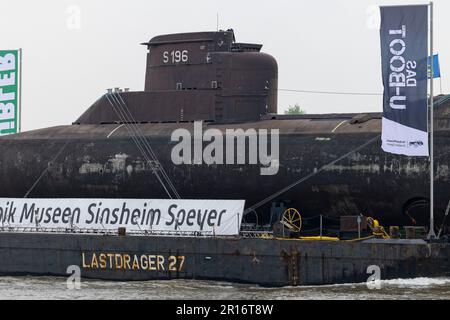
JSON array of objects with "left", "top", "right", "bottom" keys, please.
[{"left": 75, "top": 29, "right": 278, "bottom": 124}]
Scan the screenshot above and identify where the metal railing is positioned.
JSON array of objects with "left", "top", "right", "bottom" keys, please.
[{"left": 0, "top": 226, "right": 218, "bottom": 238}]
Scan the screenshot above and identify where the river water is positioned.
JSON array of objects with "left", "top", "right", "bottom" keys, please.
[{"left": 0, "top": 276, "right": 449, "bottom": 300}]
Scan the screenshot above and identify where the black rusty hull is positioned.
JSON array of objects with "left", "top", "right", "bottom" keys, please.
[
  {"left": 0, "top": 232, "right": 449, "bottom": 286},
  {"left": 0, "top": 128, "right": 449, "bottom": 227}
]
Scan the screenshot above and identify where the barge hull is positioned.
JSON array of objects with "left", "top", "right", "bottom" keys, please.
[{"left": 0, "top": 232, "right": 449, "bottom": 286}]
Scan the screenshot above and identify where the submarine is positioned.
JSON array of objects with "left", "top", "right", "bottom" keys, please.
[
  {"left": 0, "top": 29, "right": 449, "bottom": 229},
  {"left": 0, "top": 29, "right": 449, "bottom": 286}
]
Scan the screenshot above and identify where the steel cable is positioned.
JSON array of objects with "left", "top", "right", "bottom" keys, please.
[
  {"left": 109, "top": 93, "right": 180, "bottom": 199},
  {"left": 244, "top": 134, "right": 381, "bottom": 214},
  {"left": 23, "top": 140, "right": 70, "bottom": 198},
  {"left": 112, "top": 92, "right": 180, "bottom": 199},
  {"left": 105, "top": 94, "right": 174, "bottom": 198}
]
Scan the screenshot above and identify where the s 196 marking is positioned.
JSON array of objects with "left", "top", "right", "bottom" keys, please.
[{"left": 163, "top": 50, "right": 188, "bottom": 64}]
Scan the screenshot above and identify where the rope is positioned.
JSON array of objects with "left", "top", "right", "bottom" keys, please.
[
  {"left": 244, "top": 134, "right": 381, "bottom": 214},
  {"left": 301, "top": 215, "right": 340, "bottom": 222},
  {"left": 277, "top": 88, "right": 382, "bottom": 96}
]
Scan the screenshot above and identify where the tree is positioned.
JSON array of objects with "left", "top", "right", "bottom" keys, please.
[{"left": 284, "top": 103, "right": 306, "bottom": 115}]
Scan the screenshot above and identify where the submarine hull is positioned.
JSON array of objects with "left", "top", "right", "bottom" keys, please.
[{"left": 0, "top": 119, "right": 448, "bottom": 228}]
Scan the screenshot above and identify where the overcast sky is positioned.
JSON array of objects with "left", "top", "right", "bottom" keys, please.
[{"left": 2, "top": 0, "right": 448, "bottom": 131}]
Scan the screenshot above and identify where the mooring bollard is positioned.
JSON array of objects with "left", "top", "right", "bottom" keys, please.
[
  {"left": 118, "top": 227, "right": 127, "bottom": 236},
  {"left": 405, "top": 227, "right": 415, "bottom": 239},
  {"left": 389, "top": 226, "right": 400, "bottom": 239}
]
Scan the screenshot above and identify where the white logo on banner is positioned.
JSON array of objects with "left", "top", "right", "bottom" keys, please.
[
  {"left": 387, "top": 25, "right": 418, "bottom": 110},
  {"left": 381, "top": 117, "right": 428, "bottom": 156},
  {"left": 0, "top": 198, "right": 245, "bottom": 236}
]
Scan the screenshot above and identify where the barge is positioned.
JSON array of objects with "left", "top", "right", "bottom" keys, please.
[{"left": 0, "top": 231, "right": 449, "bottom": 286}]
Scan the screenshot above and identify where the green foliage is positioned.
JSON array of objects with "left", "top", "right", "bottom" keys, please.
[{"left": 284, "top": 103, "right": 306, "bottom": 115}]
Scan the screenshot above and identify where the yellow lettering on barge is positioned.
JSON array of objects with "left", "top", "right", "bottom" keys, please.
[{"left": 81, "top": 252, "right": 186, "bottom": 272}]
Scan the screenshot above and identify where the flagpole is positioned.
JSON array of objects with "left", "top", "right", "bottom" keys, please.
[
  {"left": 428, "top": 1, "right": 436, "bottom": 239},
  {"left": 18, "top": 48, "right": 22, "bottom": 133}
]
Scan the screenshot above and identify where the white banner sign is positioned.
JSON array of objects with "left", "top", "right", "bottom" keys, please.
[{"left": 0, "top": 198, "right": 245, "bottom": 236}]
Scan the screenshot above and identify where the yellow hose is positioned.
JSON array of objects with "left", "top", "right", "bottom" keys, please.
[
  {"left": 344, "top": 235, "right": 376, "bottom": 242},
  {"left": 299, "top": 236, "right": 340, "bottom": 241},
  {"left": 274, "top": 236, "right": 340, "bottom": 241},
  {"left": 269, "top": 216, "right": 390, "bottom": 242}
]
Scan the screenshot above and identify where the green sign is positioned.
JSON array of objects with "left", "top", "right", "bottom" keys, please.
[{"left": 0, "top": 50, "right": 18, "bottom": 135}]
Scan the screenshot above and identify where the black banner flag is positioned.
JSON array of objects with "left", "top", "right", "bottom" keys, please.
[{"left": 380, "top": 5, "right": 428, "bottom": 156}]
